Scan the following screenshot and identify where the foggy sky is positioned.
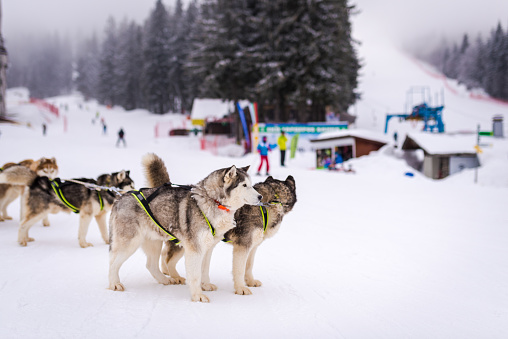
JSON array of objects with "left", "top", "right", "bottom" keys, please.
[
  {"left": 3, "top": 0, "right": 508, "bottom": 44},
  {"left": 3, "top": 0, "right": 185, "bottom": 39},
  {"left": 355, "top": 0, "right": 508, "bottom": 42}
]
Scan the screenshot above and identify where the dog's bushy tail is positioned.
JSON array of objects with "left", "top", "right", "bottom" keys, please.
[
  {"left": 0, "top": 165, "right": 38, "bottom": 186},
  {"left": 142, "top": 153, "right": 170, "bottom": 188}
]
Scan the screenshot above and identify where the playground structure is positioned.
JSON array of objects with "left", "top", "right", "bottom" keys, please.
[{"left": 384, "top": 87, "right": 445, "bottom": 134}]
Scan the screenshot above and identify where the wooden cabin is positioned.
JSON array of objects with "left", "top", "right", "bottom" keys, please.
[
  {"left": 401, "top": 133, "right": 480, "bottom": 179},
  {"left": 310, "top": 130, "right": 388, "bottom": 168}
]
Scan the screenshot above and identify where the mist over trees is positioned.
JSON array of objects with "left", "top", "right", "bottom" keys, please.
[
  {"left": 420, "top": 22, "right": 508, "bottom": 101},
  {"left": 7, "top": 33, "right": 73, "bottom": 98},
  {"left": 6, "top": 0, "right": 360, "bottom": 122}
]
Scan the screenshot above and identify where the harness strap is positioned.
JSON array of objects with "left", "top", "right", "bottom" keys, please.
[
  {"left": 223, "top": 205, "right": 268, "bottom": 243},
  {"left": 97, "top": 191, "right": 104, "bottom": 211},
  {"left": 200, "top": 210, "right": 216, "bottom": 236},
  {"left": 51, "top": 179, "right": 80, "bottom": 213},
  {"left": 130, "top": 190, "right": 180, "bottom": 244},
  {"left": 260, "top": 205, "right": 268, "bottom": 233}
]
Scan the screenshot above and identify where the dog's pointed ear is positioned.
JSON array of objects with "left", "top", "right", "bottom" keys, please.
[
  {"left": 265, "top": 176, "right": 274, "bottom": 183},
  {"left": 126, "top": 170, "right": 130, "bottom": 177},
  {"left": 224, "top": 165, "right": 237, "bottom": 183},
  {"left": 285, "top": 175, "right": 295, "bottom": 190},
  {"left": 51, "top": 157, "right": 56, "bottom": 163},
  {"left": 117, "top": 170, "right": 126, "bottom": 181},
  {"left": 240, "top": 165, "right": 250, "bottom": 173}
]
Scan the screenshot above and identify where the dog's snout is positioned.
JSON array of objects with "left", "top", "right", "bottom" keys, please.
[{"left": 258, "top": 195, "right": 262, "bottom": 201}]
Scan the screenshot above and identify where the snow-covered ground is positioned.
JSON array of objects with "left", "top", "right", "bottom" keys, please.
[{"left": 1, "top": 8, "right": 508, "bottom": 339}]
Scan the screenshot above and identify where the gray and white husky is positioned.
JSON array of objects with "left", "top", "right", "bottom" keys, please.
[
  {"left": 0, "top": 165, "right": 134, "bottom": 247},
  {"left": 108, "top": 153, "right": 262, "bottom": 302},
  {"left": 161, "top": 175, "right": 297, "bottom": 295}
]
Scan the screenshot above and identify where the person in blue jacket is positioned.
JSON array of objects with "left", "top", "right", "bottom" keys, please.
[{"left": 257, "top": 136, "right": 272, "bottom": 175}]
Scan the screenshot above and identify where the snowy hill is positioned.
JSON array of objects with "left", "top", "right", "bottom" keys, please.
[{"left": 1, "top": 9, "right": 508, "bottom": 339}]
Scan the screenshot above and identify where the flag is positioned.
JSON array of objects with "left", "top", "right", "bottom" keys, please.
[{"left": 290, "top": 133, "right": 299, "bottom": 159}]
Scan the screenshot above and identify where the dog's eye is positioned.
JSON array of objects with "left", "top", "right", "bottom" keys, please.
[{"left": 243, "top": 184, "right": 247, "bottom": 187}]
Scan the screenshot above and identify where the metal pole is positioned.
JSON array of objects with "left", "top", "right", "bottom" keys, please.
[{"left": 474, "top": 124, "right": 479, "bottom": 184}]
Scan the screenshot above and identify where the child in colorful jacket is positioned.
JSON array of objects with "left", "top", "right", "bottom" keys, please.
[{"left": 257, "top": 136, "right": 272, "bottom": 175}]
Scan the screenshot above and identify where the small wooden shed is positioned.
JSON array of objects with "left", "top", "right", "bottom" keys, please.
[
  {"left": 310, "top": 129, "right": 388, "bottom": 168},
  {"left": 401, "top": 133, "right": 480, "bottom": 179}
]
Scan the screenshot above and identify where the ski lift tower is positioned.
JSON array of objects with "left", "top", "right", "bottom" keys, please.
[{"left": 384, "top": 86, "right": 445, "bottom": 133}]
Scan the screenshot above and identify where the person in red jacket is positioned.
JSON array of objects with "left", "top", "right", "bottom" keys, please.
[{"left": 256, "top": 136, "right": 272, "bottom": 175}]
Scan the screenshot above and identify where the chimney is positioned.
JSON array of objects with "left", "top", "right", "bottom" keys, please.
[{"left": 493, "top": 115, "right": 504, "bottom": 138}]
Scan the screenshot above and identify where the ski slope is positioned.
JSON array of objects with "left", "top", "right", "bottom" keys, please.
[{"left": 1, "top": 10, "right": 508, "bottom": 339}]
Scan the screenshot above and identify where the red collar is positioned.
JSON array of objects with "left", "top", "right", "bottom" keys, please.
[{"left": 215, "top": 200, "right": 230, "bottom": 212}]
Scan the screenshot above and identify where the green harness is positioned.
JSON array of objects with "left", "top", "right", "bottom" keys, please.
[
  {"left": 50, "top": 179, "right": 104, "bottom": 214},
  {"left": 130, "top": 187, "right": 217, "bottom": 245},
  {"left": 222, "top": 205, "right": 269, "bottom": 244},
  {"left": 130, "top": 190, "right": 180, "bottom": 244}
]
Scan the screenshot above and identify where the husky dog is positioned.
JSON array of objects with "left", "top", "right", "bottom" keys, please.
[
  {"left": 0, "top": 158, "right": 58, "bottom": 222},
  {"left": 161, "top": 175, "right": 297, "bottom": 295},
  {"left": 108, "top": 153, "right": 262, "bottom": 302},
  {"left": 0, "top": 166, "right": 134, "bottom": 247}
]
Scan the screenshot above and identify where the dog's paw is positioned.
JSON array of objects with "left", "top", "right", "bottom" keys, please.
[
  {"left": 4, "top": 216, "right": 12, "bottom": 220},
  {"left": 173, "top": 277, "right": 186, "bottom": 285},
  {"left": 42, "top": 221, "right": 50, "bottom": 227},
  {"left": 191, "top": 293, "right": 210, "bottom": 303},
  {"left": 79, "top": 242, "right": 93, "bottom": 248},
  {"left": 235, "top": 286, "right": 252, "bottom": 295},
  {"left": 201, "top": 282, "right": 217, "bottom": 291},
  {"left": 109, "top": 283, "right": 125, "bottom": 291},
  {"left": 18, "top": 236, "right": 34, "bottom": 246},
  {"left": 0, "top": 217, "right": 4, "bottom": 222},
  {"left": 246, "top": 279, "right": 262, "bottom": 287},
  {"left": 159, "top": 276, "right": 176, "bottom": 285}
]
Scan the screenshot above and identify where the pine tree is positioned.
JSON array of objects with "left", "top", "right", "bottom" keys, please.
[
  {"left": 0, "top": 0, "right": 6, "bottom": 117},
  {"left": 180, "top": 0, "right": 200, "bottom": 112},
  {"left": 75, "top": 34, "right": 100, "bottom": 100},
  {"left": 457, "top": 34, "right": 483, "bottom": 89},
  {"left": 484, "top": 23, "right": 507, "bottom": 99},
  {"left": 116, "top": 21, "right": 144, "bottom": 110},
  {"left": 443, "top": 44, "right": 460, "bottom": 79},
  {"left": 143, "top": 0, "right": 172, "bottom": 114},
  {"left": 26, "top": 33, "right": 72, "bottom": 98},
  {"left": 98, "top": 17, "right": 121, "bottom": 106}
]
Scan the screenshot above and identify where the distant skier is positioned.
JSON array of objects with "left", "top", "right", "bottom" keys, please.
[
  {"left": 116, "top": 128, "right": 126, "bottom": 147},
  {"left": 101, "top": 118, "right": 107, "bottom": 135},
  {"left": 42, "top": 123, "right": 47, "bottom": 136}
]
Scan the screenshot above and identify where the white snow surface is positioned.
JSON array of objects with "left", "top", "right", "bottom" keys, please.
[{"left": 1, "top": 11, "right": 508, "bottom": 339}]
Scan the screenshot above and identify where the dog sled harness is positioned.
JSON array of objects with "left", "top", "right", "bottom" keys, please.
[
  {"left": 130, "top": 189, "right": 180, "bottom": 244},
  {"left": 130, "top": 184, "right": 225, "bottom": 244},
  {"left": 50, "top": 179, "right": 104, "bottom": 214},
  {"left": 51, "top": 179, "right": 80, "bottom": 213},
  {"left": 222, "top": 205, "right": 269, "bottom": 244}
]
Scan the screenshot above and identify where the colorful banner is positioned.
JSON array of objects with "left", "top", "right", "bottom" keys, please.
[
  {"left": 236, "top": 102, "right": 250, "bottom": 149},
  {"left": 259, "top": 123, "right": 348, "bottom": 134}
]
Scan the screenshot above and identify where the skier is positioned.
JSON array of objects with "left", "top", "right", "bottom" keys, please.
[{"left": 116, "top": 128, "right": 126, "bottom": 147}]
